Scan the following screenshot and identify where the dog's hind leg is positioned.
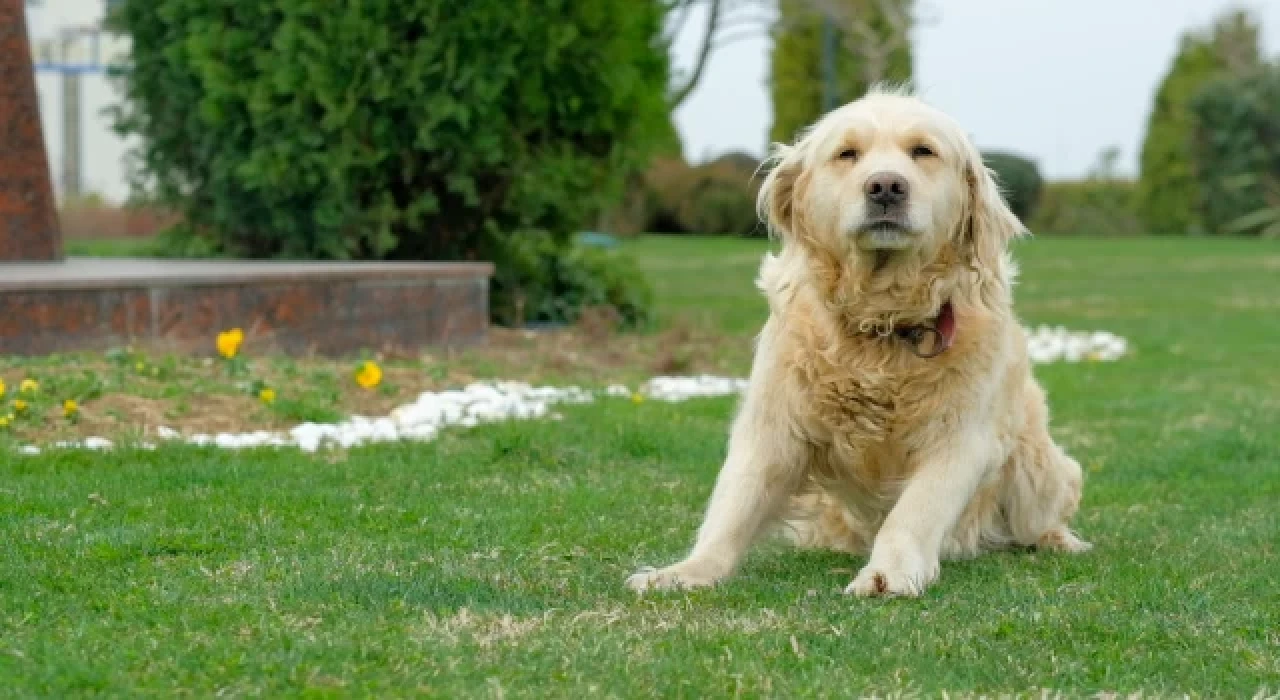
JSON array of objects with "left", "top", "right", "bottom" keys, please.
[{"left": 1000, "top": 381, "right": 1091, "bottom": 553}]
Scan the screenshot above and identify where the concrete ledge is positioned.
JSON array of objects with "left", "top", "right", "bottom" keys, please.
[
  {"left": 0, "top": 258, "right": 495, "bottom": 290},
  {"left": 0, "top": 257, "right": 495, "bottom": 356}
]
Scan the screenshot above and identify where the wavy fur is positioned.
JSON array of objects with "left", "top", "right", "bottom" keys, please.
[{"left": 628, "top": 90, "right": 1089, "bottom": 598}]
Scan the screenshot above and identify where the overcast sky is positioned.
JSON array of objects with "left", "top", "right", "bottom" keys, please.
[{"left": 670, "top": 0, "right": 1280, "bottom": 179}]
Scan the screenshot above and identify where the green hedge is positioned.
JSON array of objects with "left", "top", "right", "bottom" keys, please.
[
  {"left": 674, "top": 153, "right": 763, "bottom": 236},
  {"left": 603, "top": 154, "right": 763, "bottom": 237},
  {"left": 1029, "top": 180, "right": 1143, "bottom": 237},
  {"left": 982, "top": 151, "right": 1043, "bottom": 222},
  {"left": 108, "top": 0, "right": 669, "bottom": 324},
  {"left": 1190, "top": 65, "right": 1280, "bottom": 236}
]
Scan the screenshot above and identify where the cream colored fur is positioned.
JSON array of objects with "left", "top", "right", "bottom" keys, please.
[{"left": 626, "top": 87, "right": 1090, "bottom": 598}]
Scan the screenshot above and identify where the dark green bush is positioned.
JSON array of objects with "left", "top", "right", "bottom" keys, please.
[
  {"left": 1136, "top": 9, "right": 1261, "bottom": 235},
  {"left": 633, "top": 156, "right": 762, "bottom": 236},
  {"left": 707, "top": 151, "right": 763, "bottom": 176},
  {"left": 639, "top": 157, "right": 693, "bottom": 234},
  {"left": 492, "top": 231, "right": 652, "bottom": 329},
  {"left": 676, "top": 159, "right": 762, "bottom": 236},
  {"left": 982, "top": 151, "right": 1043, "bottom": 221},
  {"left": 108, "top": 0, "right": 668, "bottom": 323},
  {"left": 1029, "top": 180, "right": 1144, "bottom": 237},
  {"left": 1137, "top": 37, "right": 1224, "bottom": 235},
  {"left": 596, "top": 156, "right": 686, "bottom": 236},
  {"left": 1190, "top": 65, "right": 1280, "bottom": 236}
]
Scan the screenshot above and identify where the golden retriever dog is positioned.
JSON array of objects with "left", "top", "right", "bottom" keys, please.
[{"left": 627, "top": 86, "right": 1090, "bottom": 598}]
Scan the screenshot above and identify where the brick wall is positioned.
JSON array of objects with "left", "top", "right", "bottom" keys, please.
[
  {"left": 0, "top": 264, "right": 493, "bottom": 356},
  {"left": 0, "top": 0, "right": 62, "bottom": 261}
]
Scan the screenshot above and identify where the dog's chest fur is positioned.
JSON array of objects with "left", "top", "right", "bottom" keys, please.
[{"left": 781, "top": 301, "right": 995, "bottom": 494}]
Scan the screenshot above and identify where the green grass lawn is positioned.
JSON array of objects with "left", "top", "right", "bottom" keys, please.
[{"left": 3, "top": 236, "right": 1278, "bottom": 696}]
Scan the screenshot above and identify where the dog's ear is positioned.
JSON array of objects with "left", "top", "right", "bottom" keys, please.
[
  {"left": 963, "top": 147, "right": 1027, "bottom": 269},
  {"left": 756, "top": 143, "right": 805, "bottom": 240}
]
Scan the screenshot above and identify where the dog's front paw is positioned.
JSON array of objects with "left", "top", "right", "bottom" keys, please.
[
  {"left": 844, "top": 543, "right": 939, "bottom": 598},
  {"left": 844, "top": 565, "right": 932, "bottom": 597},
  {"left": 625, "top": 562, "right": 721, "bottom": 593}
]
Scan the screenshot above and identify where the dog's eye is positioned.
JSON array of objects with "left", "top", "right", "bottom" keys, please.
[
  {"left": 838, "top": 148, "right": 859, "bottom": 161},
  {"left": 911, "top": 145, "right": 935, "bottom": 158}
]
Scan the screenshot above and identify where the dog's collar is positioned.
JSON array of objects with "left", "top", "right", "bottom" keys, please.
[{"left": 893, "top": 301, "right": 956, "bottom": 359}]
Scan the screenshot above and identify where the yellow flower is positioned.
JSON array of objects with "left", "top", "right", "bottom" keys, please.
[
  {"left": 259, "top": 387, "right": 277, "bottom": 404},
  {"left": 0, "top": 379, "right": 6, "bottom": 398},
  {"left": 63, "top": 399, "right": 79, "bottom": 418},
  {"left": 631, "top": 392, "right": 645, "bottom": 404},
  {"left": 19, "top": 378, "right": 38, "bottom": 394},
  {"left": 355, "top": 361, "right": 383, "bottom": 390},
  {"left": 12, "top": 399, "right": 28, "bottom": 414},
  {"left": 216, "top": 328, "right": 245, "bottom": 359},
  {"left": 0, "top": 415, "right": 10, "bottom": 429}
]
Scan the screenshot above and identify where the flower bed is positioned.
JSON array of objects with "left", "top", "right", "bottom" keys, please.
[{"left": 6, "top": 327, "right": 1128, "bottom": 455}]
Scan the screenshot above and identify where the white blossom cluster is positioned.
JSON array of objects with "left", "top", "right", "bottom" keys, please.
[{"left": 1025, "top": 326, "right": 1128, "bottom": 364}]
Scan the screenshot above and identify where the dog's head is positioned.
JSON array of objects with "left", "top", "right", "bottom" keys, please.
[{"left": 758, "top": 87, "right": 1026, "bottom": 275}]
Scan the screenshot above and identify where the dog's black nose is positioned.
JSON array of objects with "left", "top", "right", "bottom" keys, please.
[{"left": 865, "top": 172, "right": 909, "bottom": 208}]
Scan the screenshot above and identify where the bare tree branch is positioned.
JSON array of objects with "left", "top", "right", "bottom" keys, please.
[
  {"left": 874, "top": 0, "right": 909, "bottom": 34},
  {"left": 711, "top": 29, "right": 772, "bottom": 51},
  {"left": 716, "top": 12, "right": 777, "bottom": 31},
  {"left": 668, "top": 0, "right": 725, "bottom": 108},
  {"left": 914, "top": 0, "right": 941, "bottom": 27},
  {"left": 662, "top": 0, "right": 699, "bottom": 46},
  {"left": 799, "top": 0, "right": 913, "bottom": 86},
  {"left": 664, "top": 0, "right": 811, "bottom": 107}
]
